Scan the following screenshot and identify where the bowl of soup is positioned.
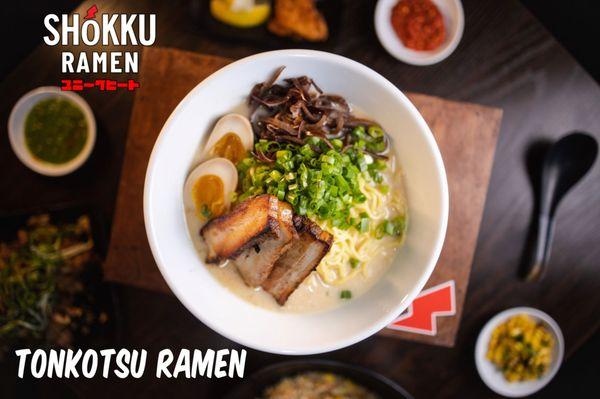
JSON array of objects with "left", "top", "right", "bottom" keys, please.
[{"left": 144, "top": 50, "right": 448, "bottom": 354}]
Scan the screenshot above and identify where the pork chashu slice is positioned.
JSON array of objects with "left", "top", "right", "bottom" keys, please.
[
  {"left": 199, "top": 194, "right": 297, "bottom": 286},
  {"left": 262, "top": 216, "right": 333, "bottom": 305},
  {"left": 232, "top": 199, "right": 297, "bottom": 287}
]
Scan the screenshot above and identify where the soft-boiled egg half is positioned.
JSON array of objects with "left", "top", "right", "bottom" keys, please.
[
  {"left": 184, "top": 157, "right": 238, "bottom": 223},
  {"left": 201, "top": 113, "right": 254, "bottom": 164}
]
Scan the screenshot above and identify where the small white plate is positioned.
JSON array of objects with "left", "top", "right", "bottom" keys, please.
[
  {"left": 475, "top": 307, "right": 564, "bottom": 397},
  {"left": 8, "top": 87, "right": 96, "bottom": 176},
  {"left": 374, "top": 0, "right": 464, "bottom": 65}
]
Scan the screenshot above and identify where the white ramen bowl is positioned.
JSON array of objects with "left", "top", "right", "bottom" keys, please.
[{"left": 144, "top": 50, "right": 449, "bottom": 355}]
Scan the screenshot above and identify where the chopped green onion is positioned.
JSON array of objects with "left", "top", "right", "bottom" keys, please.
[
  {"left": 384, "top": 220, "right": 396, "bottom": 235},
  {"left": 236, "top": 132, "right": 390, "bottom": 230},
  {"left": 277, "top": 189, "right": 286, "bottom": 201},
  {"left": 349, "top": 258, "right": 360, "bottom": 269},
  {"left": 284, "top": 172, "right": 295, "bottom": 181},
  {"left": 368, "top": 125, "right": 384, "bottom": 138},
  {"left": 372, "top": 172, "right": 383, "bottom": 184},
  {"left": 331, "top": 138, "right": 343, "bottom": 150},
  {"left": 357, "top": 212, "right": 370, "bottom": 233},
  {"left": 352, "top": 126, "right": 366, "bottom": 139},
  {"left": 358, "top": 219, "right": 369, "bottom": 233},
  {"left": 276, "top": 149, "right": 291, "bottom": 160},
  {"left": 366, "top": 139, "right": 386, "bottom": 153},
  {"left": 200, "top": 204, "right": 212, "bottom": 218},
  {"left": 374, "top": 223, "right": 385, "bottom": 239},
  {"left": 285, "top": 191, "right": 298, "bottom": 204},
  {"left": 340, "top": 290, "right": 352, "bottom": 299},
  {"left": 376, "top": 216, "right": 407, "bottom": 239},
  {"left": 269, "top": 170, "right": 282, "bottom": 181}
]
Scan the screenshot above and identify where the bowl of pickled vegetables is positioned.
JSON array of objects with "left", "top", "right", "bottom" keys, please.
[{"left": 475, "top": 307, "right": 564, "bottom": 397}]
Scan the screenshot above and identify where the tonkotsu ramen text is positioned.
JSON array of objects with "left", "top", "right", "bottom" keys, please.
[{"left": 14, "top": 348, "right": 246, "bottom": 379}]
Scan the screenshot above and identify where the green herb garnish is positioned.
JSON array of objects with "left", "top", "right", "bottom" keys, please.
[
  {"left": 375, "top": 215, "right": 407, "bottom": 239},
  {"left": 200, "top": 204, "right": 212, "bottom": 219},
  {"left": 349, "top": 258, "right": 360, "bottom": 269},
  {"left": 237, "top": 129, "right": 387, "bottom": 230},
  {"left": 340, "top": 290, "right": 352, "bottom": 299},
  {"left": 357, "top": 212, "right": 370, "bottom": 233}
]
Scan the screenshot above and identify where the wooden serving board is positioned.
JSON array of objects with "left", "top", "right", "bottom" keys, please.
[{"left": 104, "top": 46, "right": 502, "bottom": 347}]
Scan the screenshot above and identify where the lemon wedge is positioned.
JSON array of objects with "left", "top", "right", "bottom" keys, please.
[{"left": 210, "top": 0, "right": 271, "bottom": 28}]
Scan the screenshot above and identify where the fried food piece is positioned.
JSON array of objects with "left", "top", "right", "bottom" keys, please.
[
  {"left": 268, "top": 0, "right": 329, "bottom": 42},
  {"left": 262, "top": 216, "right": 333, "bottom": 305}
]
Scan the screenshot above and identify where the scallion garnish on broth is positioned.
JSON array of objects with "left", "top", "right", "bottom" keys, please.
[
  {"left": 237, "top": 132, "right": 389, "bottom": 231},
  {"left": 340, "top": 290, "right": 352, "bottom": 299}
]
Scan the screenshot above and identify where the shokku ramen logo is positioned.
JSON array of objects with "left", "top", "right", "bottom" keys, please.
[{"left": 43, "top": 5, "right": 155, "bottom": 91}]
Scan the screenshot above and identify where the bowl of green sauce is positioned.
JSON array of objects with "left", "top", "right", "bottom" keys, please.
[{"left": 8, "top": 87, "right": 96, "bottom": 176}]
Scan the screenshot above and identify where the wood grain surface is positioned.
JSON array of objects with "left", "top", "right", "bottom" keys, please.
[
  {"left": 381, "top": 94, "right": 502, "bottom": 346},
  {"left": 104, "top": 47, "right": 502, "bottom": 348},
  {"left": 1, "top": 0, "right": 598, "bottom": 397}
]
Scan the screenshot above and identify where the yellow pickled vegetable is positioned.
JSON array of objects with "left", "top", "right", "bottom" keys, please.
[{"left": 487, "top": 314, "right": 554, "bottom": 382}]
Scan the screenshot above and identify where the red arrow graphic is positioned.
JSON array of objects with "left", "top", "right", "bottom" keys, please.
[
  {"left": 388, "top": 280, "right": 456, "bottom": 336},
  {"left": 84, "top": 5, "right": 98, "bottom": 19}
]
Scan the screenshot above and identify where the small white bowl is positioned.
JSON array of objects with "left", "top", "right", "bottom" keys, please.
[
  {"left": 475, "top": 307, "right": 564, "bottom": 397},
  {"left": 374, "top": 0, "right": 464, "bottom": 65},
  {"left": 8, "top": 87, "right": 96, "bottom": 176},
  {"left": 144, "top": 49, "right": 448, "bottom": 355}
]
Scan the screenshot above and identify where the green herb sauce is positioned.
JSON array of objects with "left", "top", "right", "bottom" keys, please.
[{"left": 24, "top": 98, "right": 88, "bottom": 164}]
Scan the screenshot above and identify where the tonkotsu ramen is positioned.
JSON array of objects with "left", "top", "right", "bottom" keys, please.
[{"left": 183, "top": 67, "right": 408, "bottom": 313}]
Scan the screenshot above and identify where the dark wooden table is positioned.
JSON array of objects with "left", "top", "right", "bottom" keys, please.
[{"left": 1, "top": 0, "right": 599, "bottom": 397}]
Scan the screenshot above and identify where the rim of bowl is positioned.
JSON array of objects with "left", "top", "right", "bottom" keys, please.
[
  {"left": 374, "top": 0, "right": 465, "bottom": 66},
  {"left": 7, "top": 86, "right": 96, "bottom": 176},
  {"left": 474, "top": 307, "right": 565, "bottom": 397},
  {"left": 144, "top": 49, "right": 449, "bottom": 354}
]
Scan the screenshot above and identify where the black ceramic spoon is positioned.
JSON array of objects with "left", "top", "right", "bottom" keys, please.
[{"left": 524, "top": 132, "right": 598, "bottom": 281}]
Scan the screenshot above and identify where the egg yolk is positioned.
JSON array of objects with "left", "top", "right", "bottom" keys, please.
[
  {"left": 192, "top": 175, "right": 225, "bottom": 220},
  {"left": 211, "top": 133, "right": 246, "bottom": 164}
]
